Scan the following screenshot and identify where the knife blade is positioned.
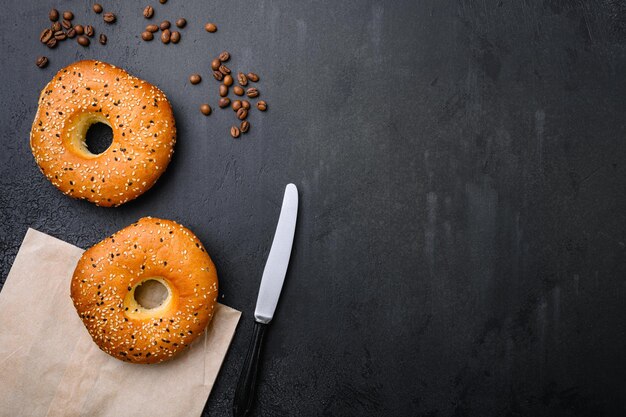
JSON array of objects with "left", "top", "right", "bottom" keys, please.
[{"left": 233, "top": 183, "right": 298, "bottom": 417}]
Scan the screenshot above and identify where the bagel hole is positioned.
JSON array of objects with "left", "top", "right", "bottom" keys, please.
[
  {"left": 85, "top": 122, "right": 113, "bottom": 155},
  {"left": 134, "top": 279, "right": 168, "bottom": 309}
]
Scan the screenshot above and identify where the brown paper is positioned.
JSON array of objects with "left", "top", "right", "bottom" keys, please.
[{"left": 0, "top": 228, "right": 241, "bottom": 417}]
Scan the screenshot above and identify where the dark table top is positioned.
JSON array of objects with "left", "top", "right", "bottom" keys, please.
[{"left": 2, "top": 0, "right": 626, "bottom": 416}]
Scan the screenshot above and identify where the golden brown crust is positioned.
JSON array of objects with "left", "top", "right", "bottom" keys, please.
[
  {"left": 30, "top": 60, "right": 176, "bottom": 207},
  {"left": 70, "top": 217, "right": 218, "bottom": 364}
]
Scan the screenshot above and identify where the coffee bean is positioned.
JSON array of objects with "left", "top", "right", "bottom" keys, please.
[
  {"left": 257, "top": 100, "right": 267, "bottom": 111},
  {"left": 211, "top": 59, "right": 221, "bottom": 71},
  {"left": 232, "top": 100, "right": 242, "bottom": 111},
  {"left": 230, "top": 126, "right": 240, "bottom": 138},
  {"left": 237, "top": 72, "right": 248, "bottom": 86},
  {"left": 160, "top": 20, "right": 170, "bottom": 30},
  {"left": 240, "top": 120, "right": 250, "bottom": 133},
  {"left": 61, "top": 20, "right": 72, "bottom": 30},
  {"left": 46, "top": 38, "right": 57, "bottom": 48},
  {"left": 63, "top": 11, "right": 74, "bottom": 20},
  {"left": 205, "top": 23, "right": 217, "bottom": 33},
  {"left": 146, "top": 24, "right": 159, "bottom": 33},
  {"left": 77, "top": 35, "right": 90, "bottom": 46},
  {"left": 141, "top": 31, "right": 154, "bottom": 41},
  {"left": 36, "top": 56, "right": 49, "bottom": 69},
  {"left": 103, "top": 13, "right": 116, "bottom": 23},
  {"left": 246, "top": 87, "right": 259, "bottom": 98},
  {"left": 189, "top": 74, "right": 201, "bottom": 84},
  {"left": 99, "top": 34, "right": 107, "bottom": 45},
  {"left": 212, "top": 71, "right": 224, "bottom": 81},
  {"left": 219, "top": 84, "right": 228, "bottom": 97},
  {"left": 143, "top": 6, "right": 154, "bottom": 19},
  {"left": 66, "top": 28, "right": 76, "bottom": 38},
  {"left": 74, "top": 24, "right": 84, "bottom": 35},
  {"left": 49, "top": 9, "right": 59, "bottom": 22},
  {"left": 236, "top": 108, "right": 248, "bottom": 120},
  {"left": 54, "top": 30, "right": 66, "bottom": 41},
  {"left": 93, "top": 4, "right": 103, "bottom": 13},
  {"left": 247, "top": 73, "right": 259, "bottom": 82},
  {"left": 223, "top": 74, "right": 233, "bottom": 87},
  {"left": 40, "top": 29, "right": 53, "bottom": 44},
  {"left": 242, "top": 100, "right": 251, "bottom": 110},
  {"left": 219, "top": 65, "right": 231, "bottom": 75},
  {"left": 233, "top": 86, "right": 244, "bottom": 96},
  {"left": 218, "top": 97, "right": 231, "bottom": 108},
  {"left": 161, "top": 29, "right": 171, "bottom": 43},
  {"left": 176, "top": 18, "right": 186, "bottom": 28},
  {"left": 170, "top": 31, "right": 180, "bottom": 43},
  {"left": 160, "top": 0, "right": 167, "bottom": 4},
  {"left": 200, "top": 104, "right": 212, "bottom": 116},
  {"left": 52, "top": 21, "right": 62, "bottom": 32},
  {"left": 219, "top": 51, "right": 230, "bottom": 62},
  {"left": 85, "top": 25, "right": 94, "bottom": 37}
]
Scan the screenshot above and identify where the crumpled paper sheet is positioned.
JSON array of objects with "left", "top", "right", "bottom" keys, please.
[{"left": 0, "top": 228, "right": 241, "bottom": 417}]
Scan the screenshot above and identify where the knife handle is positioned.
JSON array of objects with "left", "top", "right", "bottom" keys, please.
[{"left": 233, "top": 321, "right": 268, "bottom": 417}]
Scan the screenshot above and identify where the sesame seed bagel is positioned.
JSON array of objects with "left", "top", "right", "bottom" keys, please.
[
  {"left": 70, "top": 217, "right": 218, "bottom": 364},
  {"left": 30, "top": 60, "right": 176, "bottom": 207}
]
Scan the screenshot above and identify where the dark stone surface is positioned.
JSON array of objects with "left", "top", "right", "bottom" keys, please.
[{"left": 1, "top": 0, "right": 626, "bottom": 416}]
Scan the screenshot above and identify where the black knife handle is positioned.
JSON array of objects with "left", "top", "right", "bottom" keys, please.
[{"left": 233, "top": 321, "right": 268, "bottom": 417}]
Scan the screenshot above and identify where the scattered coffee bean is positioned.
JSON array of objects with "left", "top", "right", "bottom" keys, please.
[
  {"left": 63, "top": 11, "right": 74, "bottom": 20},
  {"left": 246, "top": 87, "right": 259, "bottom": 98},
  {"left": 205, "top": 23, "right": 217, "bottom": 32},
  {"left": 54, "top": 30, "right": 66, "bottom": 41},
  {"left": 77, "top": 35, "right": 90, "bottom": 46},
  {"left": 161, "top": 29, "right": 171, "bottom": 44},
  {"left": 200, "top": 104, "right": 212, "bottom": 116},
  {"left": 236, "top": 108, "right": 248, "bottom": 120},
  {"left": 141, "top": 31, "right": 154, "bottom": 41},
  {"left": 99, "top": 34, "right": 107, "bottom": 45},
  {"left": 159, "top": 0, "right": 167, "bottom": 4},
  {"left": 233, "top": 86, "right": 244, "bottom": 96},
  {"left": 36, "top": 56, "right": 49, "bottom": 69},
  {"left": 52, "top": 21, "right": 62, "bottom": 32},
  {"left": 103, "top": 12, "right": 116, "bottom": 23},
  {"left": 74, "top": 24, "right": 84, "bottom": 35},
  {"left": 212, "top": 71, "right": 224, "bottom": 81},
  {"left": 247, "top": 73, "right": 259, "bottom": 82},
  {"left": 240, "top": 120, "right": 250, "bottom": 133},
  {"left": 223, "top": 74, "right": 233, "bottom": 87},
  {"left": 160, "top": 20, "right": 170, "bottom": 30},
  {"left": 232, "top": 100, "right": 242, "bottom": 111},
  {"left": 49, "top": 9, "right": 59, "bottom": 22},
  {"left": 237, "top": 72, "right": 248, "bottom": 86},
  {"left": 143, "top": 6, "right": 154, "bottom": 19},
  {"left": 85, "top": 25, "right": 95, "bottom": 37},
  {"left": 40, "top": 28, "right": 53, "bottom": 44},
  {"left": 219, "top": 51, "right": 230, "bottom": 62},
  {"left": 219, "top": 84, "right": 228, "bottom": 97},
  {"left": 257, "top": 100, "right": 267, "bottom": 111},
  {"left": 189, "top": 74, "right": 201, "bottom": 84},
  {"left": 170, "top": 31, "right": 180, "bottom": 43},
  {"left": 46, "top": 37, "right": 57, "bottom": 48},
  {"left": 218, "top": 97, "right": 230, "bottom": 108},
  {"left": 93, "top": 4, "right": 103, "bottom": 13},
  {"left": 61, "top": 20, "right": 72, "bottom": 30},
  {"left": 175, "top": 18, "right": 186, "bottom": 28},
  {"left": 66, "top": 28, "right": 76, "bottom": 38},
  {"left": 146, "top": 24, "right": 159, "bottom": 33},
  {"left": 211, "top": 59, "right": 221, "bottom": 71},
  {"left": 218, "top": 65, "right": 230, "bottom": 75},
  {"left": 230, "top": 126, "right": 240, "bottom": 138},
  {"left": 242, "top": 100, "right": 250, "bottom": 110}
]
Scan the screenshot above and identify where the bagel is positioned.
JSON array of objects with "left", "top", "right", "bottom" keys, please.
[
  {"left": 70, "top": 217, "right": 218, "bottom": 364},
  {"left": 30, "top": 60, "right": 176, "bottom": 207}
]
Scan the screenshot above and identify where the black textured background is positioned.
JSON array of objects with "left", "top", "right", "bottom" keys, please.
[{"left": 2, "top": 1, "right": 626, "bottom": 416}]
